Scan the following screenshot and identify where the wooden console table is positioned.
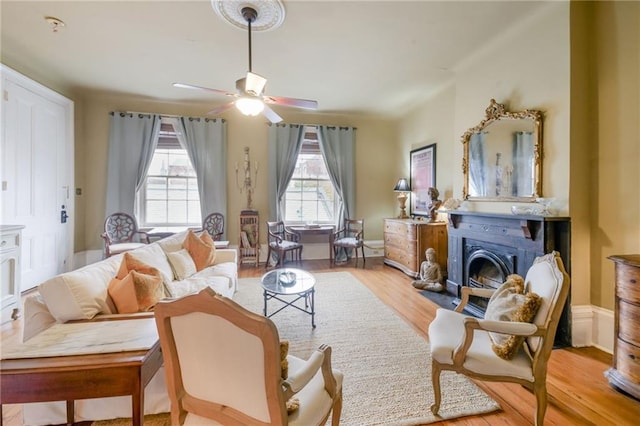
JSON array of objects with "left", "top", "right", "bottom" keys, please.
[
  {"left": 383, "top": 219, "right": 447, "bottom": 278},
  {"left": 287, "top": 225, "right": 335, "bottom": 263}
]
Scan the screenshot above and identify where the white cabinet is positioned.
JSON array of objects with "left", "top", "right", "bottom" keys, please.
[{"left": 1, "top": 225, "right": 24, "bottom": 322}]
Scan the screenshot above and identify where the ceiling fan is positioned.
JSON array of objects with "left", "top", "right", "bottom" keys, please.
[{"left": 173, "top": 6, "right": 318, "bottom": 123}]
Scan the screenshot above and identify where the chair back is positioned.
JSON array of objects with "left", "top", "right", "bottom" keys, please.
[
  {"left": 154, "top": 288, "right": 288, "bottom": 426},
  {"left": 343, "top": 219, "right": 364, "bottom": 240},
  {"left": 267, "top": 221, "right": 286, "bottom": 244},
  {"left": 104, "top": 212, "right": 141, "bottom": 244},
  {"left": 202, "top": 212, "right": 224, "bottom": 241},
  {"left": 524, "top": 252, "right": 570, "bottom": 365}
]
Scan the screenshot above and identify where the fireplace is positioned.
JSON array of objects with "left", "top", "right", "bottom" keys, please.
[{"left": 446, "top": 211, "right": 571, "bottom": 347}]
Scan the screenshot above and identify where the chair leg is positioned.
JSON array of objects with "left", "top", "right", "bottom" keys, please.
[
  {"left": 331, "top": 390, "right": 343, "bottom": 426},
  {"left": 265, "top": 247, "right": 272, "bottom": 269},
  {"left": 533, "top": 381, "right": 548, "bottom": 426},
  {"left": 430, "top": 361, "right": 442, "bottom": 415}
]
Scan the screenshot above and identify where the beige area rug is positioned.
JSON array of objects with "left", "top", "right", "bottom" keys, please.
[{"left": 95, "top": 271, "right": 499, "bottom": 426}]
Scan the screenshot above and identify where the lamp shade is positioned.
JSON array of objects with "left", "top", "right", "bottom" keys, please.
[{"left": 393, "top": 178, "right": 411, "bottom": 192}]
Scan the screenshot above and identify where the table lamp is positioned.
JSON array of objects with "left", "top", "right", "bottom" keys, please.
[{"left": 393, "top": 178, "right": 411, "bottom": 219}]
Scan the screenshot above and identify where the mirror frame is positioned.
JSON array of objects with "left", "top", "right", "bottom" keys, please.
[{"left": 462, "top": 99, "right": 543, "bottom": 202}]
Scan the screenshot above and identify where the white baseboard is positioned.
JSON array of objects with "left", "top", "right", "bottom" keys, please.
[{"left": 571, "top": 304, "right": 614, "bottom": 353}]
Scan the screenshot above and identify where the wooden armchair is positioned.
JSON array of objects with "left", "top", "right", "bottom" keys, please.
[
  {"left": 101, "top": 212, "right": 150, "bottom": 258},
  {"left": 154, "top": 288, "right": 343, "bottom": 426},
  {"left": 265, "top": 221, "right": 303, "bottom": 268},
  {"left": 331, "top": 218, "right": 365, "bottom": 267},
  {"left": 428, "top": 251, "right": 570, "bottom": 425}
]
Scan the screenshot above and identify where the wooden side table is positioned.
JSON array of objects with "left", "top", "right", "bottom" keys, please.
[{"left": 606, "top": 254, "right": 640, "bottom": 400}]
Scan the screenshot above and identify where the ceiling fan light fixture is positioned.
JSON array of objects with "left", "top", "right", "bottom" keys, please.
[
  {"left": 245, "top": 72, "right": 267, "bottom": 96},
  {"left": 236, "top": 97, "right": 265, "bottom": 116}
]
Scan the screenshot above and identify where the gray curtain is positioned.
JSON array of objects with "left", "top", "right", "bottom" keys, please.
[
  {"left": 318, "top": 126, "right": 355, "bottom": 226},
  {"left": 512, "top": 131, "right": 534, "bottom": 196},
  {"left": 468, "top": 132, "right": 487, "bottom": 196},
  {"left": 267, "top": 124, "right": 304, "bottom": 221},
  {"left": 173, "top": 117, "right": 227, "bottom": 223},
  {"left": 105, "top": 112, "right": 161, "bottom": 217}
]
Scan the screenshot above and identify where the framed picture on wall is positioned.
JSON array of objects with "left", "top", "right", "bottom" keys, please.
[{"left": 410, "top": 143, "right": 436, "bottom": 216}]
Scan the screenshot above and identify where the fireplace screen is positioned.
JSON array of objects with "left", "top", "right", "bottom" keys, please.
[{"left": 465, "top": 249, "right": 511, "bottom": 314}]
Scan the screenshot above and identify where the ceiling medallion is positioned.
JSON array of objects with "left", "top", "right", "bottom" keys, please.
[{"left": 211, "top": 0, "right": 285, "bottom": 32}]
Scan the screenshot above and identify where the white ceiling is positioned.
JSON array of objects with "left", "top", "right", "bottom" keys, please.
[{"left": 1, "top": 1, "right": 547, "bottom": 118}]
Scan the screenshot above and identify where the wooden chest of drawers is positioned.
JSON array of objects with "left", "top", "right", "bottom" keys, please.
[
  {"left": 383, "top": 219, "right": 447, "bottom": 278},
  {"left": 606, "top": 254, "right": 640, "bottom": 400}
]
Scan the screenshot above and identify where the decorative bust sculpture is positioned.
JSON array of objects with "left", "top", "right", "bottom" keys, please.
[
  {"left": 426, "top": 187, "right": 442, "bottom": 222},
  {"left": 412, "top": 248, "right": 444, "bottom": 292}
]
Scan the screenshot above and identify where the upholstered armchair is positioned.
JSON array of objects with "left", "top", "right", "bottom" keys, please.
[
  {"left": 101, "top": 212, "right": 150, "bottom": 258},
  {"left": 428, "top": 251, "right": 570, "bottom": 426},
  {"left": 154, "top": 288, "right": 343, "bottom": 426},
  {"left": 266, "top": 221, "right": 303, "bottom": 268},
  {"left": 202, "top": 212, "right": 224, "bottom": 241},
  {"left": 331, "top": 218, "right": 365, "bottom": 267}
]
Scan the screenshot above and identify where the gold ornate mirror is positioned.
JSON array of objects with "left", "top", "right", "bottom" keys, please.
[{"left": 462, "top": 99, "right": 543, "bottom": 201}]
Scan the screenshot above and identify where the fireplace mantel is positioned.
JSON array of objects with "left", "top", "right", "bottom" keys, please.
[{"left": 446, "top": 210, "right": 571, "bottom": 346}]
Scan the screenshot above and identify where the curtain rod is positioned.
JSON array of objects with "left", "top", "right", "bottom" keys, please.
[
  {"left": 269, "top": 123, "right": 357, "bottom": 130},
  {"left": 122, "top": 111, "right": 224, "bottom": 122},
  {"left": 125, "top": 111, "right": 181, "bottom": 118}
]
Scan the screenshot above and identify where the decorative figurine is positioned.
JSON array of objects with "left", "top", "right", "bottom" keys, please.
[
  {"left": 236, "top": 146, "right": 259, "bottom": 210},
  {"left": 426, "top": 187, "right": 442, "bottom": 222},
  {"left": 412, "top": 248, "right": 444, "bottom": 292}
]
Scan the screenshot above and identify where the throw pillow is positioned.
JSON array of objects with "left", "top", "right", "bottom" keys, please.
[
  {"left": 183, "top": 230, "right": 217, "bottom": 271},
  {"left": 484, "top": 274, "right": 542, "bottom": 360},
  {"left": 116, "top": 252, "right": 160, "bottom": 280},
  {"left": 279, "top": 340, "right": 300, "bottom": 414},
  {"left": 108, "top": 270, "right": 164, "bottom": 313},
  {"left": 280, "top": 340, "right": 289, "bottom": 379},
  {"left": 167, "top": 249, "right": 197, "bottom": 280}
]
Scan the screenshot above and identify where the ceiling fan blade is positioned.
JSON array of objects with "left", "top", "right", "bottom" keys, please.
[
  {"left": 173, "top": 82, "right": 236, "bottom": 97},
  {"left": 207, "top": 102, "right": 236, "bottom": 116},
  {"left": 262, "top": 104, "right": 283, "bottom": 124},
  {"left": 264, "top": 95, "right": 318, "bottom": 110}
]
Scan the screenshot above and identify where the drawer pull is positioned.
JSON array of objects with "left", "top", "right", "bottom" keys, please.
[
  {"left": 1, "top": 240, "right": 6, "bottom": 246},
  {"left": 630, "top": 279, "right": 637, "bottom": 284},
  {"left": 629, "top": 354, "right": 636, "bottom": 360}
]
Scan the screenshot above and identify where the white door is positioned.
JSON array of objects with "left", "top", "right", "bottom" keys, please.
[{"left": 1, "top": 66, "right": 74, "bottom": 291}]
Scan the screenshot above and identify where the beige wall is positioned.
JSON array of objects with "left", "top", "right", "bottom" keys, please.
[
  {"left": 398, "top": 84, "right": 456, "bottom": 203},
  {"left": 588, "top": 1, "right": 640, "bottom": 309},
  {"left": 75, "top": 93, "right": 398, "bottom": 252}
]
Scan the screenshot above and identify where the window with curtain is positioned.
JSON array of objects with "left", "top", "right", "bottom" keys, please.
[
  {"left": 137, "top": 122, "right": 201, "bottom": 226},
  {"left": 284, "top": 127, "right": 337, "bottom": 224}
]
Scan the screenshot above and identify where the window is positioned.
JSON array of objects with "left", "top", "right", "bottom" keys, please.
[
  {"left": 137, "top": 122, "right": 201, "bottom": 227},
  {"left": 284, "top": 128, "right": 337, "bottom": 224}
]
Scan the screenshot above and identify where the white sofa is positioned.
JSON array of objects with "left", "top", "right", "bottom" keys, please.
[{"left": 20, "top": 230, "right": 238, "bottom": 425}]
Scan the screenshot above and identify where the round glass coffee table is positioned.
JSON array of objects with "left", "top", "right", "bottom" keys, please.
[{"left": 261, "top": 268, "right": 316, "bottom": 328}]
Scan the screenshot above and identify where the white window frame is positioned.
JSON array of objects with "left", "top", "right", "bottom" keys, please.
[
  {"left": 137, "top": 121, "right": 201, "bottom": 227},
  {"left": 282, "top": 127, "right": 339, "bottom": 225}
]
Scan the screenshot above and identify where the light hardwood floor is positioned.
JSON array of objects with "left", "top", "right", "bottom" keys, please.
[{"left": 2, "top": 257, "right": 639, "bottom": 425}]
